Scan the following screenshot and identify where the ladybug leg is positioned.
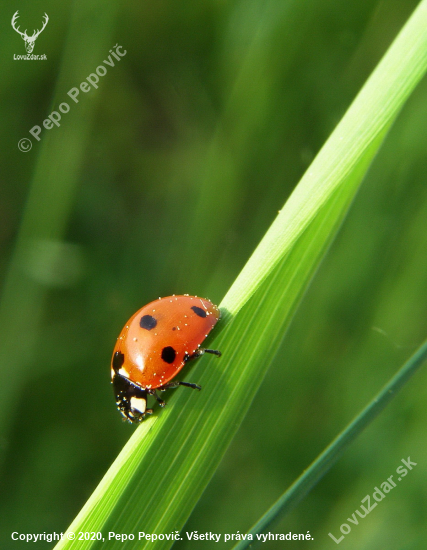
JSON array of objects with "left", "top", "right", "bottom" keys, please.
[
  {"left": 203, "top": 348, "right": 222, "bottom": 357},
  {"left": 147, "top": 388, "right": 166, "bottom": 408},
  {"left": 161, "top": 380, "right": 202, "bottom": 391},
  {"left": 184, "top": 348, "right": 221, "bottom": 362},
  {"left": 157, "top": 348, "right": 220, "bottom": 395}
]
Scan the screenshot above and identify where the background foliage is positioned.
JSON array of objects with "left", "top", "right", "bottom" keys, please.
[{"left": 1, "top": 0, "right": 427, "bottom": 549}]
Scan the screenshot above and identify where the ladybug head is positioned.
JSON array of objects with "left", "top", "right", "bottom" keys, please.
[{"left": 112, "top": 372, "right": 151, "bottom": 423}]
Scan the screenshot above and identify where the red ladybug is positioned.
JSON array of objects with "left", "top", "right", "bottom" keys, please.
[{"left": 111, "top": 295, "right": 221, "bottom": 423}]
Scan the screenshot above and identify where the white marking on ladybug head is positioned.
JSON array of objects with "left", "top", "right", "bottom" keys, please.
[
  {"left": 130, "top": 396, "right": 147, "bottom": 414},
  {"left": 117, "top": 367, "right": 129, "bottom": 378}
]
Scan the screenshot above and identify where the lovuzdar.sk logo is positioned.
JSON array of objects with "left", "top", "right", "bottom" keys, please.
[{"left": 11, "top": 11, "right": 48, "bottom": 59}]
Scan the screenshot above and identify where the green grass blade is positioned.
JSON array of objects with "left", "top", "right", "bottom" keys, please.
[
  {"left": 52, "top": 1, "right": 427, "bottom": 549},
  {"left": 222, "top": 0, "right": 427, "bottom": 318},
  {"left": 231, "top": 339, "right": 427, "bottom": 550},
  {"left": 54, "top": 175, "right": 359, "bottom": 550}
]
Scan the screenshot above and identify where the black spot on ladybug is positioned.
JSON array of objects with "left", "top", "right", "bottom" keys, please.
[
  {"left": 161, "top": 346, "right": 176, "bottom": 364},
  {"left": 113, "top": 351, "right": 125, "bottom": 373},
  {"left": 172, "top": 327, "right": 177, "bottom": 331},
  {"left": 140, "top": 315, "right": 157, "bottom": 330},
  {"left": 191, "top": 306, "right": 206, "bottom": 318}
]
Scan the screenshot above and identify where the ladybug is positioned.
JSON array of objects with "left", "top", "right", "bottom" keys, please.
[{"left": 111, "top": 295, "right": 221, "bottom": 423}]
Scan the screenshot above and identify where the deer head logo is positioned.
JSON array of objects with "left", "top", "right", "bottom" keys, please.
[{"left": 11, "top": 11, "right": 49, "bottom": 54}]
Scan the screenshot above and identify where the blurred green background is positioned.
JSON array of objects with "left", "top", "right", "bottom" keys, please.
[{"left": 1, "top": 0, "right": 427, "bottom": 548}]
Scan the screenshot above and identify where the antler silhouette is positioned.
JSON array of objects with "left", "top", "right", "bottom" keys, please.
[
  {"left": 11, "top": 11, "right": 49, "bottom": 54},
  {"left": 32, "top": 13, "right": 49, "bottom": 41},
  {"left": 11, "top": 11, "right": 28, "bottom": 39}
]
